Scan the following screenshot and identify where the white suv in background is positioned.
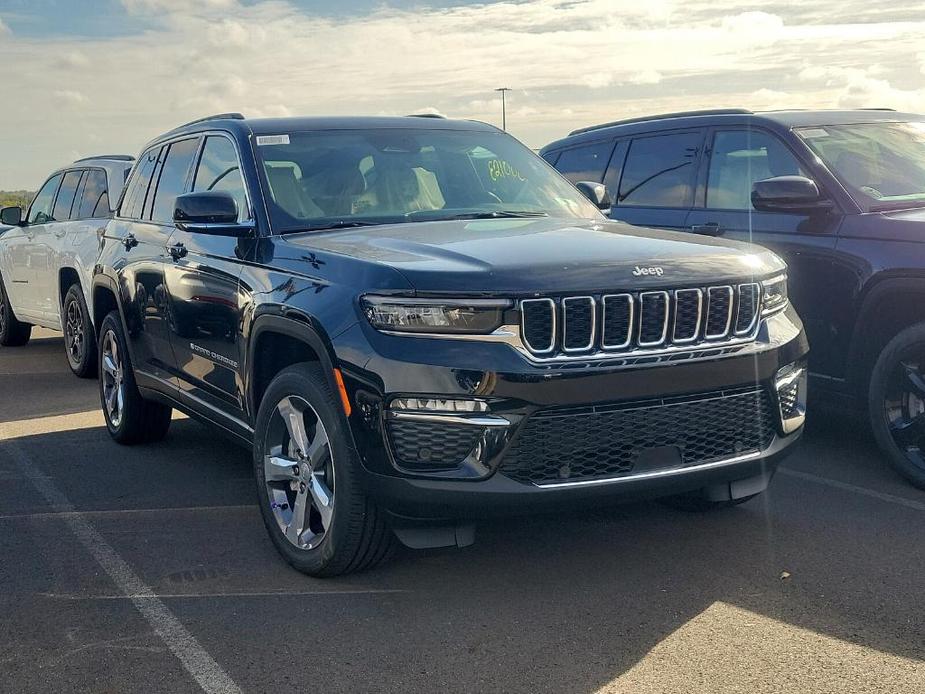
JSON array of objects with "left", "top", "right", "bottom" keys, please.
[{"left": 0, "top": 155, "right": 133, "bottom": 376}]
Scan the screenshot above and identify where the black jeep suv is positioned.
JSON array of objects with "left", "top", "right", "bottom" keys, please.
[
  {"left": 93, "top": 113, "right": 807, "bottom": 576},
  {"left": 543, "top": 108, "right": 925, "bottom": 490}
]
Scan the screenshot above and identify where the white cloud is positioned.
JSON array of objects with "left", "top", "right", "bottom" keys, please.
[
  {"left": 1, "top": 0, "right": 924, "bottom": 188},
  {"left": 0, "top": 17, "right": 9, "bottom": 35}
]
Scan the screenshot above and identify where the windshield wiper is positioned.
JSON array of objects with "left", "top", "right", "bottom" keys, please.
[
  {"left": 280, "top": 220, "right": 385, "bottom": 234},
  {"left": 409, "top": 210, "right": 549, "bottom": 221}
]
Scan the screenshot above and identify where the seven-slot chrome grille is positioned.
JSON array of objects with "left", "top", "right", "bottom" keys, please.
[{"left": 520, "top": 283, "right": 761, "bottom": 358}]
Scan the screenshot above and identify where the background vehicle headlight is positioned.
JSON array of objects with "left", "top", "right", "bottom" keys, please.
[
  {"left": 361, "top": 296, "right": 511, "bottom": 334},
  {"left": 762, "top": 275, "right": 789, "bottom": 315}
]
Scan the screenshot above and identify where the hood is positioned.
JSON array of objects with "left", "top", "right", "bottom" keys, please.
[{"left": 282, "top": 217, "right": 785, "bottom": 295}]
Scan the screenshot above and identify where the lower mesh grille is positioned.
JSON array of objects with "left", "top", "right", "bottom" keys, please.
[
  {"left": 388, "top": 420, "right": 481, "bottom": 469},
  {"left": 501, "top": 388, "right": 776, "bottom": 485}
]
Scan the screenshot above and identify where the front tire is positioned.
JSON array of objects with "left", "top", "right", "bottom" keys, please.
[
  {"left": 63, "top": 284, "right": 96, "bottom": 378},
  {"left": 98, "top": 311, "right": 172, "bottom": 445},
  {"left": 0, "top": 276, "right": 32, "bottom": 347},
  {"left": 868, "top": 323, "right": 925, "bottom": 489},
  {"left": 253, "top": 363, "right": 394, "bottom": 577}
]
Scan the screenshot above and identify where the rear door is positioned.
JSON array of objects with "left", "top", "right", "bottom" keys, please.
[
  {"left": 36, "top": 169, "right": 85, "bottom": 320},
  {"left": 107, "top": 144, "right": 181, "bottom": 391},
  {"left": 163, "top": 134, "right": 252, "bottom": 426},
  {"left": 606, "top": 129, "right": 705, "bottom": 231},
  {"left": 684, "top": 127, "right": 845, "bottom": 374}
]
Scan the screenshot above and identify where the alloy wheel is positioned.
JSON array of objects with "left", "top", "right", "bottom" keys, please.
[
  {"left": 64, "top": 298, "right": 84, "bottom": 365},
  {"left": 263, "top": 395, "right": 335, "bottom": 550},
  {"left": 100, "top": 330, "right": 125, "bottom": 427},
  {"left": 883, "top": 358, "right": 925, "bottom": 471}
]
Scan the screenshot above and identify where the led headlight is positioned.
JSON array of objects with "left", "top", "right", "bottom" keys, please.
[
  {"left": 761, "top": 274, "right": 789, "bottom": 316},
  {"left": 361, "top": 296, "right": 511, "bottom": 334}
]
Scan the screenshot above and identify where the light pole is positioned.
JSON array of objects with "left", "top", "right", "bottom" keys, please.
[{"left": 495, "top": 87, "right": 511, "bottom": 131}]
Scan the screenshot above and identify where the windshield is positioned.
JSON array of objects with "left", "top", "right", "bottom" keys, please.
[
  {"left": 253, "top": 128, "right": 601, "bottom": 232},
  {"left": 795, "top": 121, "right": 925, "bottom": 211}
]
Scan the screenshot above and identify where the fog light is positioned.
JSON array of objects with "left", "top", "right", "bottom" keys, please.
[
  {"left": 390, "top": 397, "right": 489, "bottom": 413},
  {"left": 775, "top": 362, "right": 807, "bottom": 434}
]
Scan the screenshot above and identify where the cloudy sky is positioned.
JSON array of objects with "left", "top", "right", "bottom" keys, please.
[{"left": 0, "top": 0, "right": 924, "bottom": 189}]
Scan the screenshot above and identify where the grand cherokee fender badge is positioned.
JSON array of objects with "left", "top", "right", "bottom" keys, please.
[
  {"left": 633, "top": 265, "right": 664, "bottom": 277},
  {"left": 189, "top": 342, "right": 238, "bottom": 369}
]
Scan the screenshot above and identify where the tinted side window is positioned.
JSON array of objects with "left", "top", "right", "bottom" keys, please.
[
  {"left": 554, "top": 141, "right": 614, "bottom": 184},
  {"left": 151, "top": 138, "right": 199, "bottom": 224},
  {"left": 77, "top": 169, "right": 110, "bottom": 219},
  {"left": 193, "top": 136, "right": 249, "bottom": 220},
  {"left": 28, "top": 174, "right": 63, "bottom": 225},
  {"left": 120, "top": 147, "right": 161, "bottom": 219},
  {"left": 706, "top": 130, "right": 807, "bottom": 210},
  {"left": 52, "top": 170, "right": 84, "bottom": 222},
  {"left": 618, "top": 132, "right": 702, "bottom": 207},
  {"left": 541, "top": 151, "right": 560, "bottom": 166}
]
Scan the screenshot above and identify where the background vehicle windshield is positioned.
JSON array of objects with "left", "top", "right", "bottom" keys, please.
[
  {"left": 796, "top": 122, "right": 925, "bottom": 211},
  {"left": 255, "top": 128, "right": 601, "bottom": 232}
]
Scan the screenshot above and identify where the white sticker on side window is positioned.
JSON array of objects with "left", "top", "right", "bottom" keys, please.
[
  {"left": 799, "top": 128, "right": 829, "bottom": 138},
  {"left": 256, "top": 135, "right": 290, "bottom": 146}
]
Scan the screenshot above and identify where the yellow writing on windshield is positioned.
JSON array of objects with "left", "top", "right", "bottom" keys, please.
[{"left": 487, "top": 158, "right": 526, "bottom": 182}]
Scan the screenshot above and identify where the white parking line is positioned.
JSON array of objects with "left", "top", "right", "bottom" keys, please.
[
  {"left": 0, "top": 435, "right": 242, "bottom": 694},
  {"left": 0, "top": 504, "right": 257, "bottom": 522},
  {"left": 779, "top": 467, "right": 925, "bottom": 512},
  {"left": 43, "top": 589, "right": 408, "bottom": 600}
]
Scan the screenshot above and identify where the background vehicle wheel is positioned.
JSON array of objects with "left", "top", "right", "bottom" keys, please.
[
  {"left": 868, "top": 323, "right": 925, "bottom": 489},
  {"left": 659, "top": 492, "right": 759, "bottom": 512},
  {"left": 0, "top": 277, "right": 32, "bottom": 347},
  {"left": 63, "top": 284, "right": 96, "bottom": 378},
  {"left": 254, "top": 363, "right": 394, "bottom": 577},
  {"left": 98, "top": 311, "right": 172, "bottom": 445}
]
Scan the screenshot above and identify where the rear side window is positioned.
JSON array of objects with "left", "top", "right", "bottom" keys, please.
[
  {"left": 77, "top": 169, "right": 110, "bottom": 219},
  {"left": 193, "top": 136, "right": 249, "bottom": 221},
  {"left": 27, "top": 173, "right": 63, "bottom": 225},
  {"left": 554, "top": 141, "right": 614, "bottom": 184},
  {"left": 120, "top": 147, "right": 161, "bottom": 219},
  {"left": 52, "top": 170, "right": 84, "bottom": 222},
  {"left": 151, "top": 138, "right": 200, "bottom": 224},
  {"left": 618, "top": 132, "right": 702, "bottom": 207}
]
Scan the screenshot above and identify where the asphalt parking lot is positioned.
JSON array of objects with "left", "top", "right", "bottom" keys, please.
[{"left": 1, "top": 329, "right": 923, "bottom": 693}]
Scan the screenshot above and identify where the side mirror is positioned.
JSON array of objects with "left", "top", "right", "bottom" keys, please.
[
  {"left": 751, "top": 176, "right": 833, "bottom": 214},
  {"left": 173, "top": 191, "right": 254, "bottom": 237},
  {"left": 575, "top": 181, "right": 612, "bottom": 210},
  {"left": 0, "top": 206, "right": 23, "bottom": 226}
]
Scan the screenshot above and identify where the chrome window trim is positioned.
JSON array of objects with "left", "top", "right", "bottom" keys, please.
[
  {"left": 637, "top": 291, "right": 670, "bottom": 347},
  {"left": 672, "top": 288, "right": 702, "bottom": 344},
  {"left": 520, "top": 298, "right": 557, "bottom": 354},
  {"left": 601, "top": 293, "right": 634, "bottom": 350},
  {"left": 734, "top": 282, "right": 762, "bottom": 336},
  {"left": 705, "top": 285, "right": 734, "bottom": 339},
  {"left": 561, "top": 296, "right": 596, "bottom": 353}
]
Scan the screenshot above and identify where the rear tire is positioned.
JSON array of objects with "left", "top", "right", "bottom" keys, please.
[
  {"left": 63, "top": 284, "right": 96, "bottom": 378},
  {"left": 0, "top": 276, "right": 32, "bottom": 347},
  {"left": 868, "top": 323, "right": 925, "bottom": 490},
  {"left": 98, "top": 311, "right": 172, "bottom": 445},
  {"left": 253, "top": 363, "right": 395, "bottom": 577}
]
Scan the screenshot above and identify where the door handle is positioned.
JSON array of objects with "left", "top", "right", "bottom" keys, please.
[
  {"left": 690, "top": 223, "right": 723, "bottom": 236},
  {"left": 123, "top": 234, "right": 139, "bottom": 251},
  {"left": 167, "top": 242, "right": 187, "bottom": 260}
]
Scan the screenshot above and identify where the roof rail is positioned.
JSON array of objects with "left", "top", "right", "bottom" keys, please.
[
  {"left": 73, "top": 154, "right": 135, "bottom": 163},
  {"left": 174, "top": 112, "right": 246, "bottom": 130},
  {"left": 862, "top": 107, "right": 897, "bottom": 111},
  {"left": 406, "top": 113, "right": 447, "bottom": 119},
  {"left": 569, "top": 108, "right": 753, "bottom": 136}
]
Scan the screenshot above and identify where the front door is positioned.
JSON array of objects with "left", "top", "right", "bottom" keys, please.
[
  {"left": 684, "top": 128, "right": 847, "bottom": 376},
  {"left": 161, "top": 135, "right": 251, "bottom": 426},
  {"left": 9, "top": 173, "right": 62, "bottom": 318}
]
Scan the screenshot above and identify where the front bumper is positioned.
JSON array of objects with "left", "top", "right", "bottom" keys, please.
[{"left": 334, "top": 305, "right": 808, "bottom": 519}]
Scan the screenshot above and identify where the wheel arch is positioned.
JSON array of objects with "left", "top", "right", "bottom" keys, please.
[
  {"left": 246, "top": 312, "right": 341, "bottom": 423},
  {"left": 847, "top": 274, "right": 925, "bottom": 395}
]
